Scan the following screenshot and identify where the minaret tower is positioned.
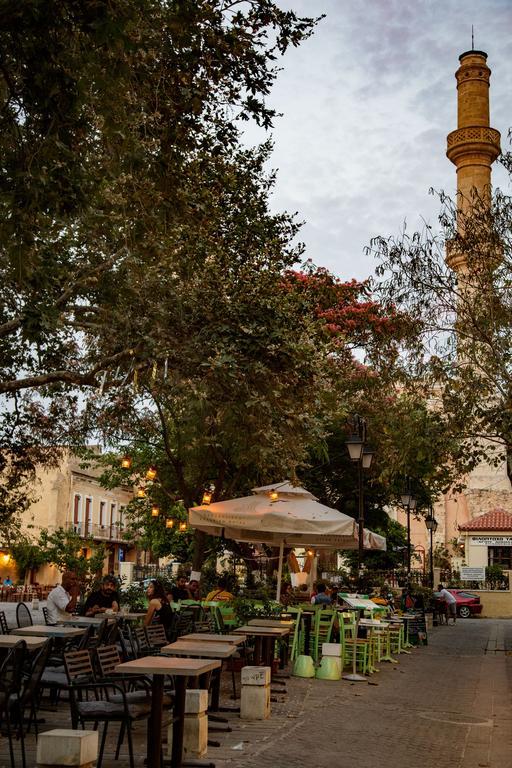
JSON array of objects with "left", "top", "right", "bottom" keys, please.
[{"left": 445, "top": 49, "right": 501, "bottom": 271}]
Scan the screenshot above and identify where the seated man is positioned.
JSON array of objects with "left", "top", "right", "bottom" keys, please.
[
  {"left": 84, "top": 575, "right": 120, "bottom": 617},
  {"left": 46, "top": 571, "right": 79, "bottom": 624},
  {"left": 311, "top": 583, "right": 331, "bottom": 605},
  {"left": 205, "top": 576, "right": 234, "bottom": 602},
  {"left": 170, "top": 574, "right": 191, "bottom": 602}
]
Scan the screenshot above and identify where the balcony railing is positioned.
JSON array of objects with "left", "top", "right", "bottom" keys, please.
[{"left": 71, "top": 522, "right": 127, "bottom": 542}]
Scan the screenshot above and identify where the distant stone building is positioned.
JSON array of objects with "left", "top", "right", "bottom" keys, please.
[{"left": 0, "top": 451, "right": 141, "bottom": 585}]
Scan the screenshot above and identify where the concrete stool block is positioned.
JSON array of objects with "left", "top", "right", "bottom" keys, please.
[
  {"left": 322, "top": 642, "right": 342, "bottom": 657},
  {"left": 240, "top": 683, "right": 271, "bottom": 720},
  {"left": 36, "top": 729, "right": 98, "bottom": 767},
  {"left": 241, "top": 666, "right": 271, "bottom": 686},
  {"left": 184, "top": 689, "right": 208, "bottom": 714},
  {"left": 167, "top": 691, "right": 208, "bottom": 759}
]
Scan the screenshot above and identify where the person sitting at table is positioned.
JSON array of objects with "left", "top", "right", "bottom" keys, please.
[
  {"left": 187, "top": 578, "right": 201, "bottom": 600},
  {"left": 144, "top": 580, "right": 175, "bottom": 639},
  {"left": 46, "top": 571, "right": 79, "bottom": 624},
  {"left": 205, "top": 576, "right": 234, "bottom": 602},
  {"left": 3, "top": 575, "right": 12, "bottom": 587},
  {"left": 84, "top": 575, "right": 120, "bottom": 617},
  {"left": 311, "top": 582, "right": 331, "bottom": 605},
  {"left": 169, "top": 574, "right": 191, "bottom": 602}
]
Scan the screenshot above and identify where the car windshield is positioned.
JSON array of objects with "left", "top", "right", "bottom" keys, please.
[{"left": 455, "top": 592, "right": 478, "bottom": 599}]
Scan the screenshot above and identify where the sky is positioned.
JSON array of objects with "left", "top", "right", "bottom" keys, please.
[{"left": 241, "top": 0, "right": 512, "bottom": 281}]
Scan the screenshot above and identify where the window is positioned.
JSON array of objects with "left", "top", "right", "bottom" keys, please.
[
  {"left": 73, "top": 494, "right": 82, "bottom": 528},
  {"left": 99, "top": 501, "right": 107, "bottom": 528},
  {"left": 488, "top": 547, "right": 512, "bottom": 569},
  {"left": 110, "top": 503, "right": 117, "bottom": 535},
  {"left": 85, "top": 497, "right": 93, "bottom": 535},
  {"left": 119, "top": 505, "right": 125, "bottom": 530}
]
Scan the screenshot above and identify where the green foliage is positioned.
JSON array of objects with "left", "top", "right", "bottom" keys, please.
[
  {"left": 485, "top": 564, "right": 507, "bottom": 589},
  {"left": 0, "top": 1, "right": 321, "bottom": 532},
  {"left": 119, "top": 583, "right": 148, "bottom": 612},
  {"left": 8, "top": 535, "right": 49, "bottom": 580},
  {"left": 38, "top": 527, "right": 106, "bottom": 588},
  {"left": 372, "top": 156, "right": 512, "bottom": 479},
  {"left": 231, "top": 596, "right": 282, "bottom": 624}
]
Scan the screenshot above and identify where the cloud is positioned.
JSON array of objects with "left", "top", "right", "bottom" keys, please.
[{"left": 241, "top": 0, "right": 512, "bottom": 279}]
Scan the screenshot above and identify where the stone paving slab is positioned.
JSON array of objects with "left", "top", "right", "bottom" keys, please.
[{"left": 0, "top": 618, "right": 510, "bottom": 767}]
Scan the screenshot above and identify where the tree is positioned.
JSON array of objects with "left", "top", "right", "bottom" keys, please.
[
  {"left": 87, "top": 252, "right": 425, "bottom": 570},
  {"left": 38, "top": 527, "right": 106, "bottom": 589},
  {"left": 0, "top": 1, "right": 320, "bottom": 395},
  {"left": 0, "top": 1, "right": 321, "bottom": 531},
  {"left": 371, "top": 150, "right": 512, "bottom": 480}
]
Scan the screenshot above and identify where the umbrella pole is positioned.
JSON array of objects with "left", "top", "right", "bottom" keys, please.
[{"left": 276, "top": 540, "right": 284, "bottom": 603}]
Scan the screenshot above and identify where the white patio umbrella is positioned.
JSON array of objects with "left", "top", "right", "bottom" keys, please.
[{"left": 189, "top": 481, "right": 386, "bottom": 601}]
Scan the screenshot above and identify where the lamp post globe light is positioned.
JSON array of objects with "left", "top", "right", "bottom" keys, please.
[
  {"left": 425, "top": 507, "right": 438, "bottom": 588},
  {"left": 345, "top": 415, "right": 374, "bottom": 583}
]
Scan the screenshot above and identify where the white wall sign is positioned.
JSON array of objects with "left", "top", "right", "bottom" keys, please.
[
  {"left": 469, "top": 536, "right": 512, "bottom": 547},
  {"left": 460, "top": 566, "right": 486, "bottom": 581}
]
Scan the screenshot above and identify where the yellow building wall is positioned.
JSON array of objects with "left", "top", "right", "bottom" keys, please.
[{"left": 9, "top": 451, "right": 136, "bottom": 585}]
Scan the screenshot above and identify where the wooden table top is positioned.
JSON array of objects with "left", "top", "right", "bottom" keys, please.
[
  {"left": 60, "top": 616, "right": 115, "bottom": 626},
  {"left": 248, "top": 618, "right": 294, "bottom": 628},
  {"left": 182, "top": 633, "right": 246, "bottom": 645},
  {"left": 161, "top": 641, "right": 237, "bottom": 659},
  {"left": 0, "top": 634, "right": 47, "bottom": 648},
  {"left": 115, "top": 655, "right": 221, "bottom": 676},
  {"left": 14, "top": 624, "right": 86, "bottom": 637},
  {"left": 234, "top": 625, "right": 290, "bottom": 637}
]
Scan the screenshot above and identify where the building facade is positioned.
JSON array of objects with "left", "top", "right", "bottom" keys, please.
[{"left": 0, "top": 451, "right": 140, "bottom": 585}]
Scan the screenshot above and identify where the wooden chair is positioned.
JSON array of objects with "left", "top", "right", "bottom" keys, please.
[{"left": 65, "top": 650, "right": 152, "bottom": 768}]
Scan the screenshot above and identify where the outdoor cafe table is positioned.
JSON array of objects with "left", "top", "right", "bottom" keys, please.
[
  {"left": 233, "top": 625, "right": 290, "bottom": 668},
  {"left": 59, "top": 615, "right": 116, "bottom": 628},
  {"left": 358, "top": 618, "right": 392, "bottom": 670},
  {"left": 13, "top": 624, "right": 86, "bottom": 639},
  {"left": 0, "top": 634, "right": 47, "bottom": 649},
  {"left": 181, "top": 633, "right": 246, "bottom": 645},
  {"left": 247, "top": 618, "right": 294, "bottom": 628},
  {"left": 115, "top": 655, "right": 221, "bottom": 768},
  {"left": 161, "top": 640, "right": 238, "bottom": 711}
]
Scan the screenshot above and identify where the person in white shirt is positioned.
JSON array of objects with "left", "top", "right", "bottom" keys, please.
[
  {"left": 46, "top": 571, "right": 79, "bottom": 625},
  {"left": 438, "top": 583, "right": 457, "bottom": 625}
]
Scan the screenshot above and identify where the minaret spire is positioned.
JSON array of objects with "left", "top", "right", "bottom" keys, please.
[{"left": 445, "top": 49, "right": 501, "bottom": 271}]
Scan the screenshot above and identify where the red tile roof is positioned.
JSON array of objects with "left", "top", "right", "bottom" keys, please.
[{"left": 459, "top": 508, "right": 512, "bottom": 532}]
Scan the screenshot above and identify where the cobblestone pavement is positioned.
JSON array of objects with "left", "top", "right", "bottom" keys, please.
[
  {"left": 213, "top": 619, "right": 512, "bottom": 768},
  {"left": 1, "top": 617, "right": 510, "bottom": 767}
]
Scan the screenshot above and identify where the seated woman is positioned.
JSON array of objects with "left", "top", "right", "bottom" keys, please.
[{"left": 144, "top": 580, "right": 175, "bottom": 639}]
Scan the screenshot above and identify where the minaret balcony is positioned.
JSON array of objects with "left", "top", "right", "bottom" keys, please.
[{"left": 447, "top": 126, "right": 501, "bottom": 165}]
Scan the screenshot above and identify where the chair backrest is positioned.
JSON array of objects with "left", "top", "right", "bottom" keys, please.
[
  {"left": 95, "top": 644, "right": 122, "bottom": 678},
  {"left": 42, "top": 607, "right": 50, "bottom": 625},
  {"left": 176, "top": 609, "right": 194, "bottom": 638},
  {"left": 146, "top": 624, "right": 168, "bottom": 648},
  {"left": 0, "top": 610, "right": 9, "bottom": 635},
  {"left": 16, "top": 602, "right": 33, "bottom": 628},
  {"left": 20, "top": 639, "right": 53, "bottom": 706},
  {"left": 133, "top": 626, "right": 151, "bottom": 654},
  {"left": 64, "top": 649, "right": 95, "bottom": 683},
  {"left": 0, "top": 640, "right": 27, "bottom": 705},
  {"left": 86, "top": 618, "right": 109, "bottom": 650},
  {"left": 212, "top": 606, "right": 226, "bottom": 634},
  {"left": 76, "top": 624, "right": 95, "bottom": 651}
]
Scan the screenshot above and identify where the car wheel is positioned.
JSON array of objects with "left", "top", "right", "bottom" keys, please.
[{"left": 458, "top": 606, "right": 471, "bottom": 619}]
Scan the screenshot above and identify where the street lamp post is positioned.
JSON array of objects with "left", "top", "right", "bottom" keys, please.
[
  {"left": 400, "top": 479, "right": 417, "bottom": 578},
  {"left": 346, "top": 416, "right": 374, "bottom": 581},
  {"left": 425, "top": 507, "right": 438, "bottom": 588}
]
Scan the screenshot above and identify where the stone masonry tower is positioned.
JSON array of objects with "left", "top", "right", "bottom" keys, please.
[{"left": 445, "top": 50, "right": 501, "bottom": 271}]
